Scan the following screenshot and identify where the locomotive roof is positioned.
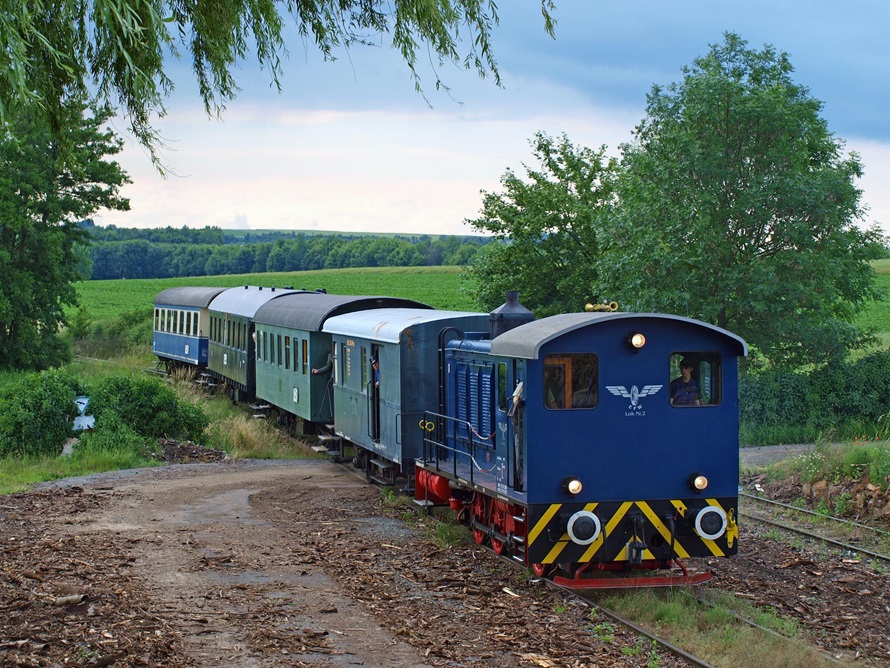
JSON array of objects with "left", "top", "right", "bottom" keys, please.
[
  {"left": 490, "top": 312, "right": 749, "bottom": 359},
  {"left": 254, "top": 294, "right": 432, "bottom": 331},
  {"left": 208, "top": 286, "right": 302, "bottom": 318},
  {"left": 323, "top": 308, "right": 487, "bottom": 343},
  {"left": 154, "top": 287, "right": 228, "bottom": 308}
]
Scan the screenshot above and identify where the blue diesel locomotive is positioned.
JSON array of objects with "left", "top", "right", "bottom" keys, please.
[
  {"left": 153, "top": 287, "right": 746, "bottom": 587},
  {"left": 416, "top": 295, "right": 747, "bottom": 587}
]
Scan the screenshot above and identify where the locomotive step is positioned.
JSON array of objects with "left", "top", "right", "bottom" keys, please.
[
  {"left": 369, "top": 474, "right": 394, "bottom": 486},
  {"left": 369, "top": 457, "right": 395, "bottom": 470},
  {"left": 311, "top": 445, "right": 331, "bottom": 453},
  {"left": 249, "top": 403, "right": 270, "bottom": 411},
  {"left": 317, "top": 434, "right": 341, "bottom": 443}
]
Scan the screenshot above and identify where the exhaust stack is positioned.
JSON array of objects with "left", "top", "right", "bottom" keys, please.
[{"left": 489, "top": 291, "right": 534, "bottom": 339}]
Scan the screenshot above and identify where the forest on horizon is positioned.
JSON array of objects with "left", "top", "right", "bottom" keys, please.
[{"left": 82, "top": 221, "right": 489, "bottom": 280}]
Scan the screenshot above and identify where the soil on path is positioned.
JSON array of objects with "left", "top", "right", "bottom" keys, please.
[{"left": 1, "top": 459, "right": 685, "bottom": 668}]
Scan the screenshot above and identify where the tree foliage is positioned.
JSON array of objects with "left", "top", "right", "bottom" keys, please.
[
  {"left": 466, "top": 34, "right": 883, "bottom": 368},
  {"left": 0, "top": 0, "right": 556, "bottom": 162},
  {"left": 465, "top": 132, "right": 618, "bottom": 316},
  {"left": 0, "top": 369, "right": 83, "bottom": 458},
  {"left": 610, "top": 33, "right": 881, "bottom": 367},
  {"left": 90, "top": 375, "right": 208, "bottom": 441},
  {"left": 86, "top": 232, "right": 487, "bottom": 279},
  {"left": 0, "top": 99, "right": 130, "bottom": 370}
]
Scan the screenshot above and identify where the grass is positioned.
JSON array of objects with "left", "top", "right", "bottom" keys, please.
[
  {"left": 595, "top": 589, "right": 839, "bottom": 668},
  {"left": 787, "top": 440, "right": 890, "bottom": 492},
  {"left": 0, "top": 442, "right": 159, "bottom": 495},
  {"left": 73, "top": 266, "right": 474, "bottom": 322}
]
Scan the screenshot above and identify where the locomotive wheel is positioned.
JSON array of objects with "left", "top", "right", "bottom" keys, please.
[
  {"left": 532, "top": 563, "right": 548, "bottom": 577},
  {"left": 488, "top": 500, "right": 507, "bottom": 555},
  {"left": 469, "top": 494, "right": 487, "bottom": 546}
]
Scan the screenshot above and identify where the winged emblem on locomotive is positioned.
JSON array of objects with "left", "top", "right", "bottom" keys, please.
[{"left": 605, "top": 384, "right": 663, "bottom": 410}]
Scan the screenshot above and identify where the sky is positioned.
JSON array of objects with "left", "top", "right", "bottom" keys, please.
[{"left": 95, "top": 1, "right": 890, "bottom": 238}]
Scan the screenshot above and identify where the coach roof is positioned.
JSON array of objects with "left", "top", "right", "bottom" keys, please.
[
  {"left": 490, "top": 312, "right": 749, "bottom": 360},
  {"left": 323, "top": 308, "right": 486, "bottom": 343},
  {"left": 154, "top": 287, "right": 228, "bottom": 308},
  {"left": 254, "top": 294, "right": 431, "bottom": 331},
  {"left": 208, "top": 286, "right": 302, "bottom": 318}
]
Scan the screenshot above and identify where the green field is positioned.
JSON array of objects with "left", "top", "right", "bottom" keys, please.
[
  {"left": 859, "top": 259, "right": 890, "bottom": 346},
  {"left": 76, "top": 261, "right": 890, "bottom": 341},
  {"left": 75, "top": 266, "right": 476, "bottom": 320}
]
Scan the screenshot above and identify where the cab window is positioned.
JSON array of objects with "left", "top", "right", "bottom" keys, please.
[
  {"left": 669, "top": 352, "right": 722, "bottom": 407},
  {"left": 543, "top": 354, "right": 598, "bottom": 410}
]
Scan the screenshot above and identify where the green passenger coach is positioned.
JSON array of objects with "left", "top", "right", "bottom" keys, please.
[
  {"left": 207, "top": 286, "right": 300, "bottom": 401},
  {"left": 253, "top": 293, "right": 430, "bottom": 428}
]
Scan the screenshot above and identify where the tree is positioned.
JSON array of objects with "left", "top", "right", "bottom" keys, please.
[
  {"left": 0, "top": 99, "right": 130, "bottom": 370},
  {"left": 0, "top": 0, "right": 556, "bottom": 163},
  {"left": 465, "top": 132, "right": 618, "bottom": 316},
  {"left": 610, "top": 33, "right": 882, "bottom": 368}
]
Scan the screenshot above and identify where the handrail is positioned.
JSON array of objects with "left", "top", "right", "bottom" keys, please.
[{"left": 422, "top": 410, "right": 506, "bottom": 486}]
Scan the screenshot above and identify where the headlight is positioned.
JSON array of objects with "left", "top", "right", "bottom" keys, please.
[
  {"left": 688, "top": 472, "right": 709, "bottom": 492},
  {"left": 625, "top": 331, "right": 646, "bottom": 351},
  {"left": 567, "top": 510, "right": 601, "bottom": 545},
  {"left": 562, "top": 477, "right": 583, "bottom": 495},
  {"left": 694, "top": 506, "right": 728, "bottom": 540}
]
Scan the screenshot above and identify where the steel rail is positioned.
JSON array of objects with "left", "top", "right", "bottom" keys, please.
[
  {"left": 741, "top": 491, "right": 890, "bottom": 538},
  {"left": 548, "top": 582, "right": 718, "bottom": 668},
  {"left": 742, "top": 511, "right": 890, "bottom": 563}
]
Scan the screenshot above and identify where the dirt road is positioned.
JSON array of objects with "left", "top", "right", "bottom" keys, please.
[{"left": 2, "top": 459, "right": 678, "bottom": 667}]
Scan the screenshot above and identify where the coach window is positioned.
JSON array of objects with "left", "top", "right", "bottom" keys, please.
[
  {"left": 669, "top": 352, "right": 722, "bottom": 407},
  {"left": 543, "top": 354, "right": 598, "bottom": 410},
  {"left": 361, "top": 347, "right": 368, "bottom": 391},
  {"left": 284, "top": 336, "right": 291, "bottom": 369},
  {"left": 302, "top": 340, "right": 308, "bottom": 375}
]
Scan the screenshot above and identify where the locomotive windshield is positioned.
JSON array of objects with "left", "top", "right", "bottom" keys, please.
[
  {"left": 669, "top": 352, "right": 722, "bottom": 407},
  {"left": 543, "top": 354, "right": 599, "bottom": 410}
]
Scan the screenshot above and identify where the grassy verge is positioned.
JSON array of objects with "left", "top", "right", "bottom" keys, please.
[
  {"left": 757, "top": 439, "right": 890, "bottom": 494},
  {"left": 594, "top": 588, "right": 838, "bottom": 668},
  {"left": 0, "top": 368, "right": 313, "bottom": 495}
]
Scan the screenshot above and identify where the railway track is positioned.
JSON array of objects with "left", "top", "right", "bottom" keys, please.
[
  {"left": 562, "top": 587, "right": 719, "bottom": 668},
  {"left": 740, "top": 491, "right": 890, "bottom": 564}
]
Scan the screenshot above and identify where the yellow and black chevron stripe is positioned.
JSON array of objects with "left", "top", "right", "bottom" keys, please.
[{"left": 525, "top": 498, "right": 738, "bottom": 565}]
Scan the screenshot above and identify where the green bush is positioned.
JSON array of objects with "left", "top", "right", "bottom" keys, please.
[
  {"left": 0, "top": 369, "right": 84, "bottom": 457},
  {"left": 90, "top": 374, "right": 208, "bottom": 440},
  {"left": 740, "top": 351, "right": 890, "bottom": 445}
]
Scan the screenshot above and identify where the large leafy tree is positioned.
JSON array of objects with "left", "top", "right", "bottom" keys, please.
[
  {"left": 610, "top": 33, "right": 882, "bottom": 368},
  {"left": 0, "top": 99, "right": 130, "bottom": 370},
  {"left": 465, "top": 132, "right": 618, "bottom": 316},
  {"left": 0, "top": 0, "right": 555, "bottom": 162}
]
